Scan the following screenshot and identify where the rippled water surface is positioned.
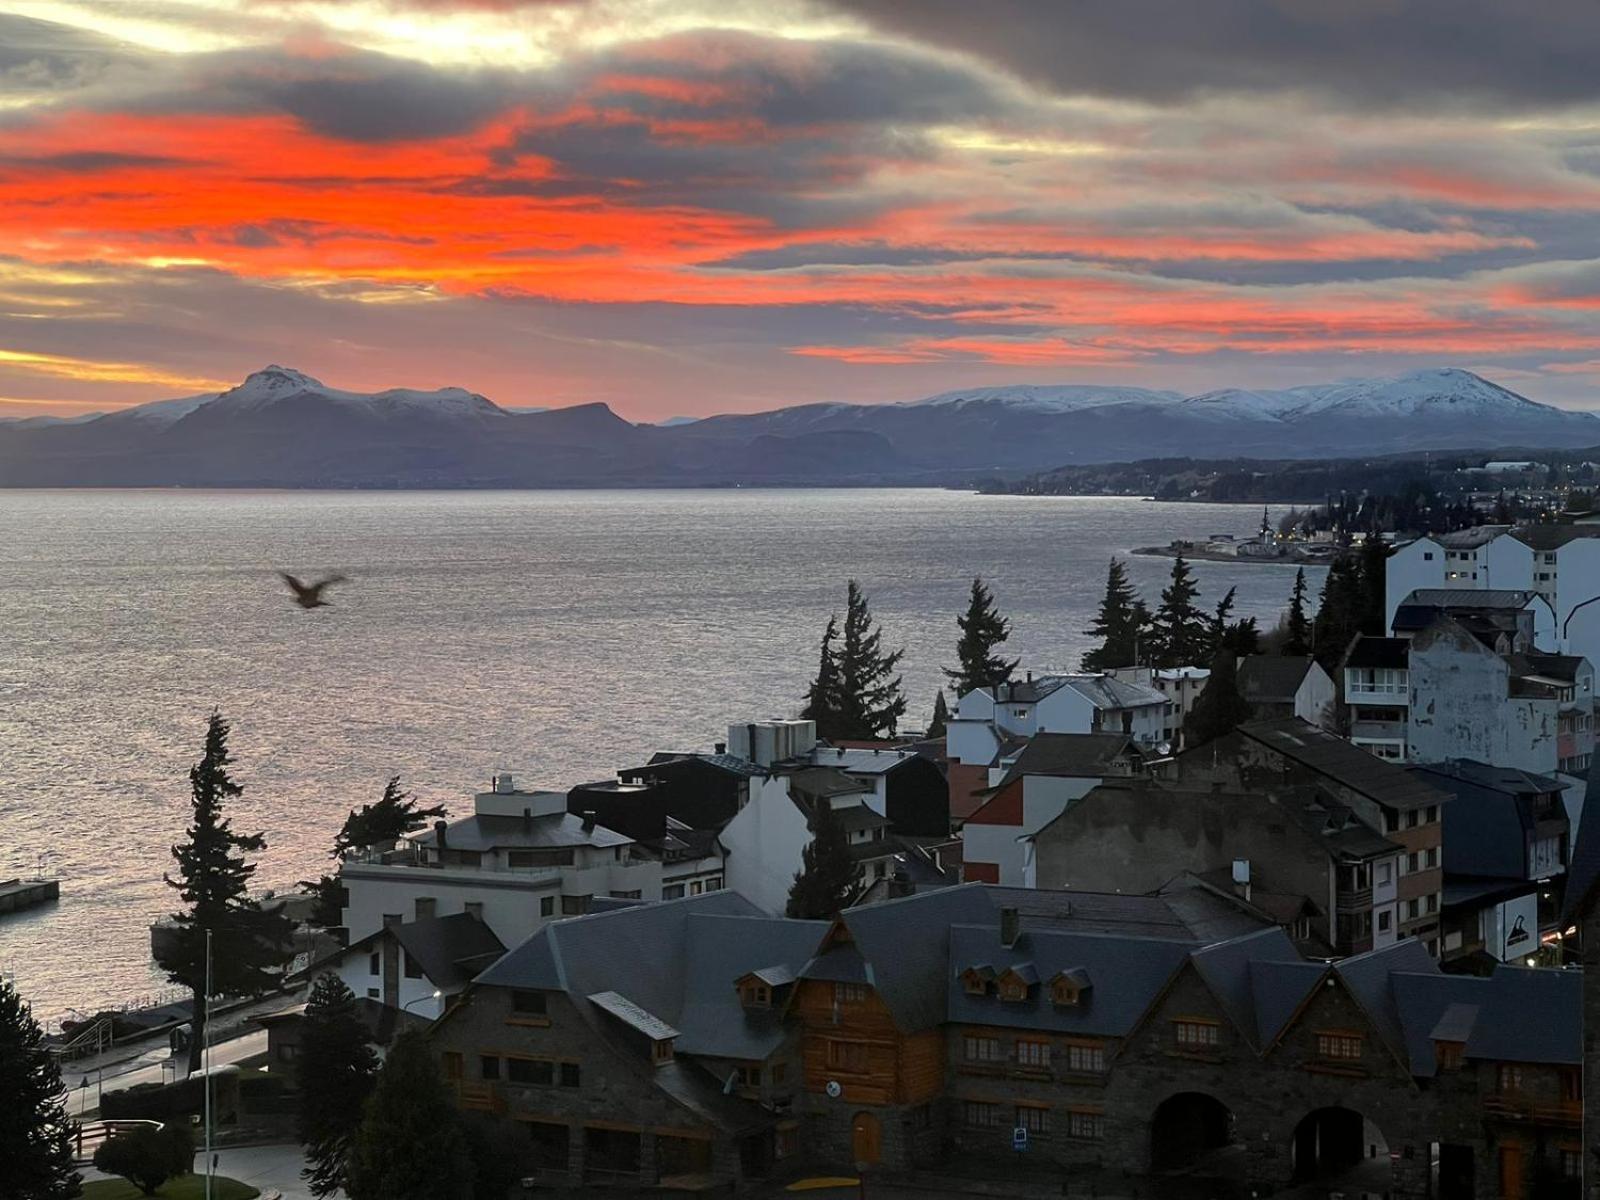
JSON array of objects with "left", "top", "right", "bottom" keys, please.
[{"left": 0, "top": 488, "right": 1321, "bottom": 1019}]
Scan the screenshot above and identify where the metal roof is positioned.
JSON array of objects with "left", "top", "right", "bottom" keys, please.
[
  {"left": 1239, "top": 719, "right": 1448, "bottom": 812},
  {"left": 587, "top": 990, "right": 680, "bottom": 1042},
  {"left": 993, "top": 733, "right": 1138, "bottom": 787},
  {"left": 1509, "top": 525, "right": 1600, "bottom": 551},
  {"left": 1236, "top": 656, "right": 1315, "bottom": 705},
  {"left": 414, "top": 812, "right": 633, "bottom": 853}
]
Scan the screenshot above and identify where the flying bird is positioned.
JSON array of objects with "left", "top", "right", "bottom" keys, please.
[{"left": 279, "top": 572, "right": 347, "bottom": 610}]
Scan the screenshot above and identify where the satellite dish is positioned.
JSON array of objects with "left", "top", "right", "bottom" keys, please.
[
  {"left": 1156, "top": 742, "right": 1172, "bottom": 756},
  {"left": 825, "top": 1080, "right": 843, "bottom": 1099}
]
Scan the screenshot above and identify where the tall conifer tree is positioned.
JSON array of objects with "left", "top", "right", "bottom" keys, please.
[
  {"left": 1184, "top": 651, "right": 1255, "bottom": 747},
  {"left": 1082, "top": 559, "right": 1147, "bottom": 670},
  {"left": 785, "top": 801, "right": 858, "bottom": 919},
  {"left": 800, "top": 614, "right": 844, "bottom": 739},
  {"left": 1283, "top": 568, "right": 1313, "bottom": 657},
  {"left": 158, "top": 712, "right": 293, "bottom": 1072},
  {"left": 944, "top": 577, "right": 1018, "bottom": 697},
  {"left": 345, "top": 1032, "right": 474, "bottom": 1200},
  {"left": 0, "top": 977, "right": 79, "bottom": 1200},
  {"left": 1312, "top": 558, "right": 1364, "bottom": 672},
  {"left": 833, "top": 580, "right": 907, "bottom": 740},
  {"left": 1149, "top": 555, "right": 1209, "bottom": 667},
  {"left": 298, "top": 973, "right": 380, "bottom": 1198},
  {"left": 927, "top": 690, "right": 950, "bottom": 740},
  {"left": 1357, "top": 532, "right": 1391, "bottom": 636}
]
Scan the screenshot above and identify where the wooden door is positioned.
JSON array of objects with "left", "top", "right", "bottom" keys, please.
[
  {"left": 1499, "top": 1144, "right": 1523, "bottom": 1200},
  {"left": 851, "top": 1112, "right": 881, "bottom": 1167}
]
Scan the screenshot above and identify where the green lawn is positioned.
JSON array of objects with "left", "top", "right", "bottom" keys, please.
[{"left": 82, "top": 1176, "right": 258, "bottom": 1200}]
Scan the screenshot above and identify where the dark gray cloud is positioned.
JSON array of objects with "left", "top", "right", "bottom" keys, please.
[{"left": 833, "top": 0, "right": 1600, "bottom": 109}]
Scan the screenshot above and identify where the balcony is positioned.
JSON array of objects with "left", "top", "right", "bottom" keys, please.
[
  {"left": 1482, "top": 1096, "right": 1581, "bottom": 1127},
  {"left": 1351, "top": 720, "right": 1407, "bottom": 744},
  {"left": 1346, "top": 681, "right": 1408, "bottom": 705}
]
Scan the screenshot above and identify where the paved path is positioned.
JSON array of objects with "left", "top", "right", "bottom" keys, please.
[
  {"left": 82, "top": 1142, "right": 325, "bottom": 1200},
  {"left": 66, "top": 1030, "right": 270, "bottom": 1117}
]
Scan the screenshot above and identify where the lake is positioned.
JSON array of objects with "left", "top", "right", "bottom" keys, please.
[{"left": 0, "top": 488, "right": 1321, "bottom": 1020}]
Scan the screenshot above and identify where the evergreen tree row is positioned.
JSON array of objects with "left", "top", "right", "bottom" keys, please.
[{"left": 1081, "top": 556, "right": 1260, "bottom": 671}]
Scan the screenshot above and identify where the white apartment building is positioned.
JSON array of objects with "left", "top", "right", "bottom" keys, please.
[{"left": 339, "top": 776, "right": 726, "bottom": 948}]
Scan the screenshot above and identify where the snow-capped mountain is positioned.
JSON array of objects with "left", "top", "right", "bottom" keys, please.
[{"left": 3, "top": 365, "right": 1596, "bottom": 487}]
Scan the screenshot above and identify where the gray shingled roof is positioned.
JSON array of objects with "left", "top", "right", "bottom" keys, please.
[
  {"left": 1333, "top": 938, "right": 1439, "bottom": 1064},
  {"left": 675, "top": 914, "right": 825, "bottom": 1061},
  {"left": 1562, "top": 754, "right": 1600, "bottom": 922},
  {"left": 994, "top": 733, "right": 1138, "bottom": 787},
  {"left": 1249, "top": 959, "right": 1327, "bottom": 1046},
  {"left": 1509, "top": 525, "right": 1600, "bottom": 551},
  {"left": 336, "top": 913, "right": 507, "bottom": 990},
  {"left": 1401, "top": 588, "right": 1541, "bottom": 610},
  {"left": 1240, "top": 719, "right": 1448, "bottom": 812},
  {"left": 946, "top": 924, "right": 1192, "bottom": 1037},
  {"left": 1345, "top": 636, "right": 1409, "bottom": 670},
  {"left": 808, "top": 883, "right": 997, "bottom": 1033},
  {"left": 1188, "top": 927, "right": 1304, "bottom": 1049},
  {"left": 1462, "top": 966, "right": 1579, "bottom": 1065},
  {"left": 1237, "top": 656, "right": 1314, "bottom": 705},
  {"left": 985, "top": 884, "right": 1271, "bottom": 943}
]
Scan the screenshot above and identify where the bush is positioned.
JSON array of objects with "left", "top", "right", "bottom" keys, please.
[
  {"left": 92, "top": 1123, "right": 194, "bottom": 1196},
  {"left": 100, "top": 1071, "right": 240, "bottom": 1123}
]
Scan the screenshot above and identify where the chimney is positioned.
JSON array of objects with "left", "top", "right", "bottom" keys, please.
[
  {"left": 1231, "top": 858, "right": 1251, "bottom": 903},
  {"left": 1026, "top": 670, "right": 1033, "bottom": 683},
  {"left": 433, "top": 820, "right": 448, "bottom": 851},
  {"left": 1000, "top": 906, "right": 1021, "bottom": 949},
  {"left": 714, "top": 742, "right": 727, "bottom": 755},
  {"left": 581, "top": 810, "right": 597, "bottom": 832}
]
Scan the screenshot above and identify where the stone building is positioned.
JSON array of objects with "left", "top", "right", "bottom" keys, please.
[{"left": 429, "top": 883, "right": 1580, "bottom": 1199}]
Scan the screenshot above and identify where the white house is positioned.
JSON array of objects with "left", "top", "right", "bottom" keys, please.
[
  {"left": 1110, "top": 665, "right": 1209, "bottom": 747},
  {"left": 1390, "top": 588, "right": 1556, "bottom": 651},
  {"left": 961, "top": 733, "right": 1147, "bottom": 887},
  {"left": 339, "top": 777, "right": 725, "bottom": 948},
  {"left": 311, "top": 911, "right": 506, "bottom": 1021},
  {"left": 1235, "top": 656, "right": 1337, "bottom": 730}
]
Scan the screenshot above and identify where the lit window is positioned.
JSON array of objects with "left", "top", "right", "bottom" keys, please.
[
  {"left": 1015, "top": 1039, "right": 1050, "bottom": 1069},
  {"left": 1174, "top": 1020, "right": 1219, "bottom": 1050},
  {"left": 1316, "top": 1032, "right": 1363, "bottom": 1060},
  {"left": 1498, "top": 1064, "right": 1524, "bottom": 1094},
  {"left": 834, "top": 982, "right": 869, "bottom": 1004}
]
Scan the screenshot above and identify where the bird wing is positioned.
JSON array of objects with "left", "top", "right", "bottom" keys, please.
[
  {"left": 311, "top": 574, "right": 348, "bottom": 594},
  {"left": 279, "top": 571, "right": 312, "bottom": 598}
]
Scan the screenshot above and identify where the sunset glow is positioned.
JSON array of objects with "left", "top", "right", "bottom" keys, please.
[{"left": 3, "top": 1, "right": 1600, "bottom": 415}]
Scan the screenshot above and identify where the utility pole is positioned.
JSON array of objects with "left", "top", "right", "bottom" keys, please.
[{"left": 203, "top": 928, "right": 213, "bottom": 1200}]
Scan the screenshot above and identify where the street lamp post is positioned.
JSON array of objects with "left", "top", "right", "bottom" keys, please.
[{"left": 402, "top": 989, "right": 444, "bottom": 1016}]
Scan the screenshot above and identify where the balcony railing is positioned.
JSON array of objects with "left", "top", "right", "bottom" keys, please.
[{"left": 1482, "top": 1096, "right": 1581, "bottom": 1127}]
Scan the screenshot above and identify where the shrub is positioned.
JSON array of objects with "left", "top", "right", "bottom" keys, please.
[{"left": 91, "top": 1123, "right": 194, "bottom": 1196}]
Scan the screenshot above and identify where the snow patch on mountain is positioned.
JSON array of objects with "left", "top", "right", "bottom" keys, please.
[{"left": 908, "top": 384, "right": 1180, "bottom": 414}]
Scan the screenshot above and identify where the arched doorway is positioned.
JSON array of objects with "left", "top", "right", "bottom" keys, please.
[
  {"left": 1150, "top": 1092, "right": 1234, "bottom": 1172},
  {"left": 851, "top": 1112, "right": 881, "bottom": 1167},
  {"left": 1291, "top": 1107, "right": 1388, "bottom": 1182}
]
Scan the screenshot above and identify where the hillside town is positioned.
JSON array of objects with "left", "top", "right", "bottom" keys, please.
[{"left": 14, "top": 524, "right": 1600, "bottom": 1200}]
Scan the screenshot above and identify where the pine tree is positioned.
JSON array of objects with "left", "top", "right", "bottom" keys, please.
[
  {"left": 1184, "top": 652, "right": 1255, "bottom": 747},
  {"left": 1283, "top": 568, "right": 1312, "bottom": 657},
  {"left": 298, "top": 973, "right": 380, "bottom": 1198},
  {"left": 158, "top": 712, "right": 294, "bottom": 1072},
  {"left": 944, "top": 576, "right": 1018, "bottom": 697},
  {"left": 1082, "top": 559, "right": 1146, "bottom": 670},
  {"left": 303, "top": 777, "right": 448, "bottom": 926},
  {"left": 1149, "top": 555, "right": 1209, "bottom": 667},
  {"left": 1357, "top": 532, "right": 1391, "bottom": 636},
  {"left": 785, "top": 801, "right": 858, "bottom": 920},
  {"left": 0, "top": 976, "right": 79, "bottom": 1200},
  {"left": 832, "top": 580, "right": 907, "bottom": 740},
  {"left": 800, "top": 614, "right": 844, "bottom": 739},
  {"left": 927, "top": 690, "right": 949, "bottom": 740},
  {"left": 345, "top": 1032, "right": 474, "bottom": 1200},
  {"left": 1312, "top": 558, "right": 1364, "bottom": 673},
  {"left": 1209, "top": 587, "right": 1236, "bottom": 655}
]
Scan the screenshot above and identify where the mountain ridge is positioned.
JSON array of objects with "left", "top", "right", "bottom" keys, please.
[{"left": 1, "top": 365, "right": 1594, "bottom": 487}]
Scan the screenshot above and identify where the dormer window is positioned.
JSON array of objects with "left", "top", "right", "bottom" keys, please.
[
  {"left": 996, "top": 964, "right": 1037, "bottom": 1002},
  {"left": 652, "top": 1038, "right": 675, "bottom": 1066},
  {"left": 959, "top": 967, "right": 993, "bottom": 996},
  {"left": 1435, "top": 1040, "right": 1464, "bottom": 1070},
  {"left": 740, "top": 981, "right": 772, "bottom": 1009},
  {"left": 1049, "top": 968, "right": 1092, "bottom": 1007}
]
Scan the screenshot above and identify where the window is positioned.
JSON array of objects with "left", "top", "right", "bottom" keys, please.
[
  {"left": 1406, "top": 898, "right": 1421, "bottom": 920},
  {"left": 963, "top": 1035, "right": 1004, "bottom": 1063},
  {"left": 1497, "top": 1064, "right": 1524, "bottom": 1094},
  {"left": 1425, "top": 893, "right": 1438, "bottom": 914},
  {"left": 1016, "top": 1039, "right": 1050, "bottom": 1069},
  {"left": 827, "top": 1041, "right": 869, "bottom": 1073},
  {"left": 1051, "top": 980, "right": 1081, "bottom": 1007},
  {"left": 366, "top": 987, "right": 379, "bottom": 999},
  {"left": 507, "top": 1057, "right": 553, "bottom": 1086},
  {"left": 1067, "top": 1042, "right": 1105, "bottom": 1074},
  {"left": 834, "top": 982, "right": 868, "bottom": 1004},
  {"left": 559, "top": 1062, "right": 580, "bottom": 1088},
  {"left": 414, "top": 897, "right": 436, "bottom": 920},
  {"left": 735, "top": 1063, "right": 761, "bottom": 1088},
  {"left": 775, "top": 1126, "right": 800, "bottom": 1159},
  {"left": 1377, "top": 910, "right": 1392, "bottom": 933},
  {"left": 1423, "top": 552, "right": 1433, "bottom": 561},
  {"left": 662, "top": 884, "right": 685, "bottom": 900},
  {"left": 561, "top": 895, "right": 589, "bottom": 916},
  {"left": 1425, "top": 806, "right": 1439, "bottom": 824},
  {"left": 740, "top": 981, "right": 772, "bottom": 1008},
  {"left": 540, "top": 896, "right": 555, "bottom": 917},
  {"left": 1383, "top": 810, "right": 1400, "bottom": 834},
  {"left": 1561, "top": 1069, "right": 1581, "bottom": 1103},
  {"left": 1015, "top": 1105, "right": 1049, "bottom": 1135},
  {"left": 963, "top": 1100, "right": 1003, "bottom": 1128},
  {"left": 690, "top": 881, "right": 703, "bottom": 895},
  {"left": 508, "top": 848, "right": 575, "bottom": 868},
  {"left": 511, "top": 990, "right": 547, "bottom": 1017},
  {"left": 480, "top": 1055, "right": 500, "bottom": 1080},
  {"left": 1376, "top": 862, "right": 1392, "bottom": 886},
  {"left": 704, "top": 876, "right": 723, "bottom": 891},
  {"left": 1067, "top": 1110, "right": 1105, "bottom": 1141},
  {"left": 278, "top": 1043, "right": 298, "bottom": 1062},
  {"left": 1174, "top": 1020, "right": 1219, "bottom": 1050},
  {"left": 368, "top": 952, "right": 380, "bottom": 976},
  {"left": 652, "top": 1040, "right": 674, "bottom": 1066},
  {"left": 997, "top": 974, "right": 1029, "bottom": 1002},
  {"left": 403, "top": 952, "right": 423, "bottom": 980},
  {"left": 1436, "top": 1041, "right": 1463, "bottom": 1070},
  {"left": 1316, "top": 1032, "right": 1363, "bottom": 1060},
  {"left": 960, "top": 969, "right": 989, "bottom": 996},
  {"left": 1563, "top": 1150, "right": 1583, "bottom": 1180},
  {"left": 441, "top": 1052, "right": 463, "bottom": 1081}
]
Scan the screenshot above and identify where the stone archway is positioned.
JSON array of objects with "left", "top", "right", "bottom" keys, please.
[
  {"left": 1151, "top": 1091, "right": 1235, "bottom": 1172},
  {"left": 1291, "top": 1106, "right": 1389, "bottom": 1183}
]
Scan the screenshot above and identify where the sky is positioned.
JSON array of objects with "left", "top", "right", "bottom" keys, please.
[{"left": 2, "top": 1, "right": 1600, "bottom": 419}]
